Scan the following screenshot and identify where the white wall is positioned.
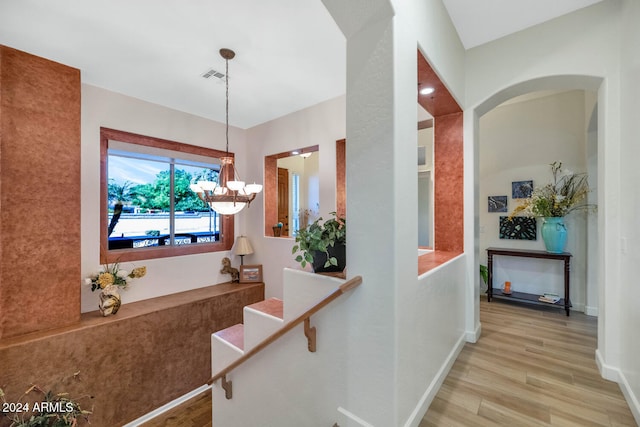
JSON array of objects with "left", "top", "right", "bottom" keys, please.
[
  {"left": 319, "top": 0, "right": 470, "bottom": 425},
  {"left": 83, "top": 85, "right": 344, "bottom": 309},
  {"left": 478, "top": 90, "right": 594, "bottom": 312},
  {"left": 466, "top": 0, "right": 640, "bottom": 420},
  {"left": 618, "top": 0, "right": 640, "bottom": 422},
  {"left": 242, "top": 95, "right": 346, "bottom": 300},
  {"left": 80, "top": 84, "right": 249, "bottom": 312}
]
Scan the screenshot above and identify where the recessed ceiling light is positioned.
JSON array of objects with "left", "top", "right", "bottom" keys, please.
[{"left": 420, "top": 86, "right": 435, "bottom": 95}]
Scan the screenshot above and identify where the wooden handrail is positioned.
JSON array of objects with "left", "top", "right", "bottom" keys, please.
[{"left": 208, "top": 275, "right": 363, "bottom": 386}]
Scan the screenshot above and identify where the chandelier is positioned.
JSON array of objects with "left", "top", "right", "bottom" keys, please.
[{"left": 190, "top": 48, "right": 262, "bottom": 215}]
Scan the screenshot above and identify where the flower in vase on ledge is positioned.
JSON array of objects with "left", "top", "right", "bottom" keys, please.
[
  {"left": 84, "top": 263, "right": 147, "bottom": 316},
  {"left": 85, "top": 263, "right": 147, "bottom": 292},
  {"left": 509, "top": 161, "right": 596, "bottom": 219}
]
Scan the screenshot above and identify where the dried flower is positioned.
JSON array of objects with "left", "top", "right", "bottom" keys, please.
[
  {"left": 130, "top": 266, "right": 147, "bottom": 278},
  {"left": 510, "top": 161, "right": 596, "bottom": 219},
  {"left": 0, "top": 373, "right": 92, "bottom": 426},
  {"left": 85, "top": 262, "right": 147, "bottom": 292},
  {"left": 97, "top": 272, "right": 115, "bottom": 288}
]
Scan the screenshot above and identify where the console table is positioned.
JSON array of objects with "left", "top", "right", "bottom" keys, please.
[{"left": 486, "top": 247, "right": 572, "bottom": 316}]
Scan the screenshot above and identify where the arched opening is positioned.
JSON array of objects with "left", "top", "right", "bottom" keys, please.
[{"left": 471, "top": 74, "right": 603, "bottom": 347}]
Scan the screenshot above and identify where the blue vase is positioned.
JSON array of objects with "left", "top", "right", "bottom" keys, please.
[{"left": 541, "top": 217, "right": 567, "bottom": 253}]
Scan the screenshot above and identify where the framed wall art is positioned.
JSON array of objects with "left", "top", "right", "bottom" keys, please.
[
  {"left": 488, "top": 196, "right": 508, "bottom": 212},
  {"left": 512, "top": 180, "right": 533, "bottom": 199},
  {"left": 499, "top": 216, "right": 537, "bottom": 240},
  {"left": 239, "top": 264, "right": 263, "bottom": 283}
]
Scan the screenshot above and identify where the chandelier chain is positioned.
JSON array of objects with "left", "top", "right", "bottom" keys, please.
[
  {"left": 225, "top": 54, "right": 229, "bottom": 155},
  {"left": 188, "top": 48, "right": 262, "bottom": 215}
]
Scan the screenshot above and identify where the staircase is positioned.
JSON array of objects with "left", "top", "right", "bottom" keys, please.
[
  {"left": 212, "top": 297, "right": 285, "bottom": 378},
  {"left": 210, "top": 268, "right": 361, "bottom": 426}
]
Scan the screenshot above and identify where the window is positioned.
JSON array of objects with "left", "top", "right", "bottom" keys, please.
[{"left": 100, "top": 128, "right": 235, "bottom": 263}]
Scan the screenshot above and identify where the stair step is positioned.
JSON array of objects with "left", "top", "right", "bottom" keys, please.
[
  {"left": 212, "top": 323, "right": 244, "bottom": 375},
  {"left": 244, "top": 298, "right": 284, "bottom": 351},
  {"left": 213, "top": 323, "right": 245, "bottom": 351},
  {"left": 246, "top": 297, "right": 284, "bottom": 319}
]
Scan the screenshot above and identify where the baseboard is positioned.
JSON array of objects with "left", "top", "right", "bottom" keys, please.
[
  {"left": 595, "top": 349, "right": 619, "bottom": 382},
  {"left": 403, "top": 332, "right": 466, "bottom": 427},
  {"left": 618, "top": 368, "right": 640, "bottom": 426},
  {"left": 595, "top": 349, "right": 640, "bottom": 425},
  {"left": 584, "top": 305, "right": 599, "bottom": 316},
  {"left": 336, "top": 406, "right": 375, "bottom": 427},
  {"left": 122, "top": 384, "right": 211, "bottom": 427},
  {"left": 465, "top": 322, "right": 481, "bottom": 343}
]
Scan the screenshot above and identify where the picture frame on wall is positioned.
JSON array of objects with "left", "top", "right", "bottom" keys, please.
[
  {"left": 499, "top": 216, "right": 537, "bottom": 240},
  {"left": 239, "top": 264, "right": 263, "bottom": 283},
  {"left": 512, "top": 180, "right": 533, "bottom": 199},
  {"left": 488, "top": 196, "right": 508, "bottom": 212}
]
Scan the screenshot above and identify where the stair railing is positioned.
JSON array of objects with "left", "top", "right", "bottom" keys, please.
[{"left": 208, "top": 275, "right": 363, "bottom": 399}]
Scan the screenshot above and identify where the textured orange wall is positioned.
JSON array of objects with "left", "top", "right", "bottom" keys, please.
[
  {"left": 0, "top": 282, "right": 264, "bottom": 427},
  {"left": 336, "top": 139, "right": 346, "bottom": 219},
  {"left": 0, "top": 45, "right": 81, "bottom": 339},
  {"left": 434, "top": 112, "right": 464, "bottom": 253}
]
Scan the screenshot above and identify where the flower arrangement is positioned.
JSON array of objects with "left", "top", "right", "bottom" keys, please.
[
  {"left": 509, "top": 161, "right": 595, "bottom": 218},
  {"left": 85, "top": 263, "right": 147, "bottom": 292}
]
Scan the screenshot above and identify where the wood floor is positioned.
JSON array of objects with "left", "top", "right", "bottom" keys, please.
[
  {"left": 141, "top": 390, "right": 212, "bottom": 427},
  {"left": 141, "top": 298, "right": 637, "bottom": 426},
  {"left": 421, "top": 298, "right": 636, "bottom": 426}
]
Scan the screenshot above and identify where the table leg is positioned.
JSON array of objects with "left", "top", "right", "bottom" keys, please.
[{"left": 487, "top": 253, "right": 493, "bottom": 302}]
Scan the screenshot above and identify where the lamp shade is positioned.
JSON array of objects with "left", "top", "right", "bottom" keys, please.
[{"left": 234, "top": 236, "right": 254, "bottom": 256}]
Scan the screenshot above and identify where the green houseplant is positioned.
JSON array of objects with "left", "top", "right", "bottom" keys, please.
[
  {"left": 292, "top": 212, "right": 346, "bottom": 273},
  {"left": 480, "top": 265, "right": 488, "bottom": 286}
]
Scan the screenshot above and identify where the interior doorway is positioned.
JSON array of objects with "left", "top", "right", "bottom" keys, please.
[{"left": 477, "top": 89, "right": 597, "bottom": 315}]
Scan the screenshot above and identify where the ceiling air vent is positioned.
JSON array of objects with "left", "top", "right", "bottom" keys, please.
[{"left": 201, "top": 68, "right": 225, "bottom": 80}]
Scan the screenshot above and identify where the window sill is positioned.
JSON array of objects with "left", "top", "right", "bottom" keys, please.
[{"left": 418, "top": 249, "right": 462, "bottom": 276}]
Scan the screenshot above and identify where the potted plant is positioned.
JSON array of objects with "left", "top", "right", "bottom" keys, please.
[
  {"left": 480, "top": 265, "right": 488, "bottom": 286},
  {"left": 292, "top": 212, "right": 346, "bottom": 273}
]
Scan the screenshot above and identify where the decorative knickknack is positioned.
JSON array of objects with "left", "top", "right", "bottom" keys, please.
[
  {"left": 541, "top": 217, "right": 568, "bottom": 254},
  {"left": 99, "top": 285, "right": 122, "bottom": 316},
  {"left": 509, "top": 161, "right": 595, "bottom": 253},
  {"left": 85, "top": 263, "right": 147, "bottom": 316},
  {"left": 220, "top": 257, "right": 240, "bottom": 282}
]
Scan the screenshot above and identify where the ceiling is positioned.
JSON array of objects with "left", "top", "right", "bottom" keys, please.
[
  {"left": 441, "top": 0, "right": 603, "bottom": 49},
  {"left": 0, "top": 0, "right": 602, "bottom": 129}
]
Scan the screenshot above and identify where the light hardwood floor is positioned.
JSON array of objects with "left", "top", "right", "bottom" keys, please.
[
  {"left": 141, "top": 298, "right": 637, "bottom": 426},
  {"left": 421, "top": 298, "right": 636, "bottom": 426},
  {"left": 141, "top": 390, "right": 212, "bottom": 427}
]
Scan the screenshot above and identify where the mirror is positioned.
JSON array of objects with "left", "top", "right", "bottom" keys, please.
[
  {"left": 264, "top": 145, "right": 319, "bottom": 237},
  {"left": 418, "top": 106, "right": 434, "bottom": 248}
]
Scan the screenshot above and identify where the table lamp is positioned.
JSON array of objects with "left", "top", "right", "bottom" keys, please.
[{"left": 234, "top": 236, "right": 254, "bottom": 265}]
